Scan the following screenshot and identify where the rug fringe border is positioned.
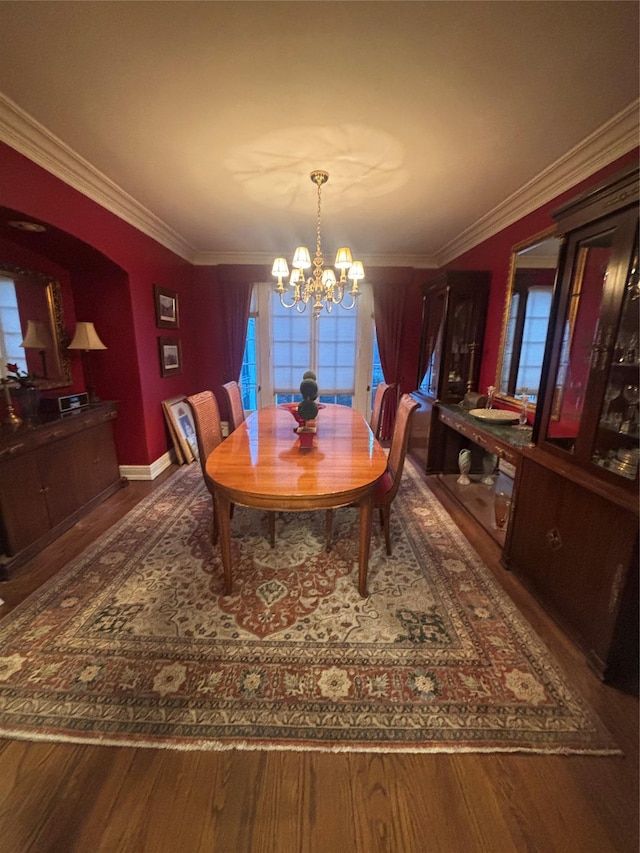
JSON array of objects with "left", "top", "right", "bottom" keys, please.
[{"left": 0, "top": 728, "right": 623, "bottom": 757}]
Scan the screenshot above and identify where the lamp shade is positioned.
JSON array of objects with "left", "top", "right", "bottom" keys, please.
[
  {"left": 271, "top": 257, "right": 289, "bottom": 279},
  {"left": 20, "top": 320, "right": 50, "bottom": 349},
  {"left": 292, "top": 247, "right": 311, "bottom": 270},
  {"left": 348, "top": 260, "right": 365, "bottom": 281},
  {"left": 68, "top": 321, "right": 107, "bottom": 350},
  {"left": 334, "top": 247, "right": 353, "bottom": 269}
]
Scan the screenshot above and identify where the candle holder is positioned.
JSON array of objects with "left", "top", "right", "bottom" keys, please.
[{"left": 2, "top": 379, "right": 22, "bottom": 426}]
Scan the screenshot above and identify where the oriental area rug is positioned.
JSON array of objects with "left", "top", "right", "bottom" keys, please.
[{"left": 0, "top": 460, "right": 618, "bottom": 755}]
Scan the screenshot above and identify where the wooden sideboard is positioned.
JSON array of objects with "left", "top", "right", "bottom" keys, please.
[
  {"left": 504, "top": 447, "right": 638, "bottom": 685},
  {"left": 0, "top": 402, "right": 125, "bottom": 578},
  {"left": 426, "top": 403, "right": 533, "bottom": 546}
]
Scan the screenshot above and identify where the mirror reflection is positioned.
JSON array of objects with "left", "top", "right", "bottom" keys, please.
[
  {"left": 496, "top": 228, "right": 560, "bottom": 406},
  {"left": 0, "top": 264, "right": 72, "bottom": 390}
]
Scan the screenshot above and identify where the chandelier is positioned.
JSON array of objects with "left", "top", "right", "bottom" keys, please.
[{"left": 271, "top": 170, "right": 365, "bottom": 318}]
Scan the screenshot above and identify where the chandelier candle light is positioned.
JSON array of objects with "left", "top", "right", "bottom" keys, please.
[{"left": 271, "top": 170, "right": 365, "bottom": 318}]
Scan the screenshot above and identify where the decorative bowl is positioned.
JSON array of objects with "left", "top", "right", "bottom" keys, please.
[{"left": 468, "top": 408, "right": 519, "bottom": 424}]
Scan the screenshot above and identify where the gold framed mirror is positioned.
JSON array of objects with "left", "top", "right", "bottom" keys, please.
[
  {"left": 495, "top": 227, "right": 561, "bottom": 408},
  {"left": 0, "top": 263, "right": 72, "bottom": 390}
]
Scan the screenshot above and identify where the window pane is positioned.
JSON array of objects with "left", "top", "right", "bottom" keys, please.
[
  {"left": 239, "top": 316, "right": 258, "bottom": 412},
  {"left": 516, "top": 287, "right": 553, "bottom": 397},
  {"left": 270, "top": 289, "right": 357, "bottom": 405},
  {"left": 0, "top": 278, "right": 27, "bottom": 371}
]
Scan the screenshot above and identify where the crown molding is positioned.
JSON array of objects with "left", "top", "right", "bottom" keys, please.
[
  {"left": 436, "top": 100, "right": 639, "bottom": 267},
  {"left": 1, "top": 92, "right": 637, "bottom": 270},
  {"left": 191, "top": 250, "right": 439, "bottom": 268},
  {"left": 0, "top": 93, "right": 195, "bottom": 262}
]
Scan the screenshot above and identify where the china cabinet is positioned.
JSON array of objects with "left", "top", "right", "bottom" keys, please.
[
  {"left": 505, "top": 164, "right": 639, "bottom": 685},
  {"left": 410, "top": 271, "right": 490, "bottom": 468}
]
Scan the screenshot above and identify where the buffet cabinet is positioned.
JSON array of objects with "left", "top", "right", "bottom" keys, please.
[
  {"left": 506, "top": 449, "right": 637, "bottom": 683},
  {"left": 428, "top": 403, "right": 532, "bottom": 546},
  {"left": 0, "top": 402, "right": 124, "bottom": 577},
  {"left": 504, "top": 164, "right": 639, "bottom": 685}
]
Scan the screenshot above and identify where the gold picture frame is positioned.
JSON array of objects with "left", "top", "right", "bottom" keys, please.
[{"left": 162, "top": 395, "right": 198, "bottom": 464}]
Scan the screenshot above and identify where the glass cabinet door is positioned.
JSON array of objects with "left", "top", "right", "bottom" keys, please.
[
  {"left": 539, "top": 207, "right": 639, "bottom": 486},
  {"left": 592, "top": 242, "right": 639, "bottom": 479},
  {"left": 416, "top": 271, "right": 490, "bottom": 403}
]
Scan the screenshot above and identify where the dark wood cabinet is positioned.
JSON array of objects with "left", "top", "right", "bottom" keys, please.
[
  {"left": 416, "top": 270, "right": 491, "bottom": 402},
  {"left": 534, "top": 164, "right": 639, "bottom": 487},
  {"left": 426, "top": 403, "right": 532, "bottom": 547},
  {"left": 410, "top": 271, "right": 490, "bottom": 468},
  {"left": 0, "top": 402, "right": 124, "bottom": 577},
  {"left": 507, "top": 449, "right": 637, "bottom": 683},
  {"left": 505, "top": 164, "right": 639, "bottom": 685}
]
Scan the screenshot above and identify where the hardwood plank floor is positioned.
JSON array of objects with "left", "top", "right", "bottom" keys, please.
[{"left": 0, "top": 465, "right": 637, "bottom": 853}]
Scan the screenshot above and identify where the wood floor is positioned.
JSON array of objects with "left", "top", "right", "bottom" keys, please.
[{"left": 0, "top": 465, "right": 637, "bottom": 853}]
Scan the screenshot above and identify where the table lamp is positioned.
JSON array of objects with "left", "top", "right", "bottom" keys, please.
[
  {"left": 67, "top": 321, "right": 107, "bottom": 403},
  {"left": 20, "top": 319, "right": 50, "bottom": 378}
]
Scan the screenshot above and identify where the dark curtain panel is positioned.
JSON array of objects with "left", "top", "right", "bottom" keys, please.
[
  {"left": 371, "top": 282, "right": 406, "bottom": 440},
  {"left": 214, "top": 280, "right": 252, "bottom": 421},
  {"left": 218, "top": 280, "right": 252, "bottom": 381}
]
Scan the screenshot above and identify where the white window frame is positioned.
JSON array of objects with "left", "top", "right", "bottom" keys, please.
[{"left": 252, "top": 281, "right": 375, "bottom": 419}]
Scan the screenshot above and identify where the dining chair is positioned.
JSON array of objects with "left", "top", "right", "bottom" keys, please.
[
  {"left": 374, "top": 393, "right": 419, "bottom": 555},
  {"left": 222, "top": 380, "right": 245, "bottom": 433},
  {"left": 369, "top": 381, "right": 397, "bottom": 439},
  {"left": 187, "top": 391, "right": 226, "bottom": 546},
  {"left": 325, "top": 393, "right": 419, "bottom": 555},
  {"left": 187, "top": 390, "right": 275, "bottom": 549}
]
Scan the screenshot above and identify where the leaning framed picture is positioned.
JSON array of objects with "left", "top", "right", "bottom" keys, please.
[
  {"left": 158, "top": 336, "right": 182, "bottom": 378},
  {"left": 162, "top": 396, "right": 198, "bottom": 463},
  {"left": 154, "top": 284, "right": 179, "bottom": 329}
]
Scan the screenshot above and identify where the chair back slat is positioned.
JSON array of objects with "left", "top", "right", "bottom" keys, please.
[
  {"left": 222, "top": 381, "right": 245, "bottom": 432},
  {"left": 370, "top": 382, "right": 397, "bottom": 439},
  {"left": 384, "top": 393, "right": 419, "bottom": 502},
  {"left": 187, "top": 391, "right": 223, "bottom": 489}
]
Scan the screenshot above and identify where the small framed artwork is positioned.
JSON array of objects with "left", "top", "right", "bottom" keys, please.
[
  {"left": 162, "top": 396, "right": 199, "bottom": 463},
  {"left": 158, "top": 336, "right": 182, "bottom": 378},
  {"left": 154, "top": 284, "right": 179, "bottom": 329}
]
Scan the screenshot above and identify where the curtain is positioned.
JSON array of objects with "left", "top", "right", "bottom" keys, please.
[
  {"left": 218, "top": 280, "right": 252, "bottom": 381},
  {"left": 214, "top": 280, "right": 252, "bottom": 422},
  {"left": 371, "top": 281, "right": 407, "bottom": 440}
]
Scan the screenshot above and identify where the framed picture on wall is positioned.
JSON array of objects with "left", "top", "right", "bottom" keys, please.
[
  {"left": 162, "top": 395, "right": 198, "bottom": 463},
  {"left": 154, "top": 284, "right": 179, "bottom": 329},
  {"left": 158, "top": 336, "right": 182, "bottom": 377}
]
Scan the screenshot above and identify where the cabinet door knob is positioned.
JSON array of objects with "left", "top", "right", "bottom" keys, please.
[{"left": 545, "top": 527, "right": 563, "bottom": 551}]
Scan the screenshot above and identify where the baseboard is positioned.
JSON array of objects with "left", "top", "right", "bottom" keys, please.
[{"left": 120, "top": 450, "right": 177, "bottom": 481}]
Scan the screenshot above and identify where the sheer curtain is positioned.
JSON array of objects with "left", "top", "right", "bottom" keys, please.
[{"left": 371, "top": 281, "right": 406, "bottom": 440}]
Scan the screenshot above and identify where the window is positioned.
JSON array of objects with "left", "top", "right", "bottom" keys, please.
[
  {"left": 0, "top": 276, "right": 27, "bottom": 375},
  {"left": 239, "top": 290, "right": 259, "bottom": 412},
  {"left": 370, "top": 334, "right": 384, "bottom": 411},
  {"left": 241, "top": 283, "right": 375, "bottom": 417},
  {"left": 516, "top": 287, "right": 553, "bottom": 398}
]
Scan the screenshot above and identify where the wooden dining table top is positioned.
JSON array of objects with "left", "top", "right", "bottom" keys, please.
[{"left": 205, "top": 403, "right": 388, "bottom": 510}]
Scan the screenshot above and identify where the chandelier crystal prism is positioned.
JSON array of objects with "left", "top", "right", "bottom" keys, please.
[{"left": 271, "top": 170, "right": 364, "bottom": 318}]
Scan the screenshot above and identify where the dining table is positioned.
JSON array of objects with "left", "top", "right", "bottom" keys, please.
[{"left": 205, "top": 403, "right": 388, "bottom": 597}]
